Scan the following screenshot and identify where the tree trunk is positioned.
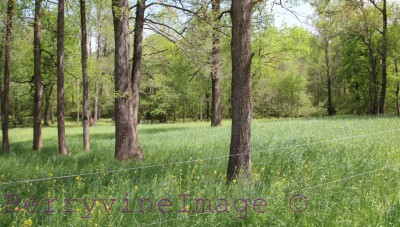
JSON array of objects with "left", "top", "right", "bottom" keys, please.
[
  {"left": 2, "top": 0, "right": 13, "bottom": 154},
  {"left": 93, "top": 22, "right": 101, "bottom": 125},
  {"left": 112, "top": 0, "right": 142, "bottom": 161},
  {"left": 80, "top": 0, "right": 90, "bottom": 151},
  {"left": 211, "top": 0, "right": 222, "bottom": 127},
  {"left": 129, "top": 0, "right": 145, "bottom": 159},
  {"left": 369, "top": 50, "right": 379, "bottom": 115},
  {"left": 0, "top": 39, "right": 4, "bottom": 127},
  {"left": 227, "top": 0, "right": 253, "bottom": 181},
  {"left": 57, "top": 0, "right": 67, "bottom": 155},
  {"left": 33, "top": 0, "right": 43, "bottom": 150},
  {"left": 76, "top": 79, "right": 80, "bottom": 123},
  {"left": 205, "top": 92, "right": 210, "bottom": 119},
  {"left": 43, "top": 82, "right": 54, "bottom": 126},
  {"left": 325, "top": 46, "right": 335, "bottom": 116},
  {"left": 379, "top": 0, "right": 387, "bottom": 115},
  {"left": 395, "top": 60, "right": 399, "bottom": 115}
]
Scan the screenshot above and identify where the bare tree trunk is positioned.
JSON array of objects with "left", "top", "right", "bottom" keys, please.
[
  {"left": 33, "top": 0, "right": 43, "bottom": 150},
  {"left": 43, "top": 82, "right": 53, "bottom": 126},
  {"left": 57, "top": 0, "right": 67, "bottom": 155},
  {"left": 325, "top": 45, "right": 335, "bottom": 116},
  {"left": 370, "top": 50, "right": 379, "bottom": 115},
  {"left": 227, "top": 0, "right": 253, "bottom": 181},
  {"left": 129, "top": 0, "right": 145, "bottom": 157},
  {"left": 93, "top": 21, "right": 101, "bottom": 125},
  {"left": 395, "top": 59, "right": 399, "bottom": 115},
  {"left": 2, "top": 0, "right": 13, "bottom": 154},
  {"left": 199, "top": 96, "right": 203, "bottom": 121},
  {"left": 211, "top": 0, "right": 222, "bottom": 127},
  {"left": 379, "top": 0, "right": 387, "bottom": 115},
  {"left": 76, "top": 79, "right": 80, "bottom": 123},
  {"left": 112, "top": 0, "right": 142, "bottom": 160},
  {"left": 81, "top": 0, "right": 90, "bottom": 151},
  {"left": 0, "top": 39, "right": 4, "bottom": 127}
]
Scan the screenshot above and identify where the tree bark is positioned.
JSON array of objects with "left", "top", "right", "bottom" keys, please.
[
  {"left": 33, "top": 0, "right": 43, "bottom": 150},
  {"left": 43, "top": 82, "right": 54, "bottom": 126},
  {"left": 227, "top": 0, "right": 253, "bottom": 181},
  {"left": 211, "top": 0, "right": 222, "bottom": 127},
  {"left": 112, "top": 0, "right": 142, "bottom": 160},
  {"left": 2, "top": 0, "right": 13, "bottom": 154},
  {"left": 395, "top": 60, "right": 399, "bottom": 115},
  {"left": 57, "top": 0, "right": 67, "bottom": 155},
  {"left": 369, "top": 49, "right": 379, "bottom": 115},
  {"left": 128, "top": 0, "right": 145, "bottom": 158},
  {"left": 379, "top": 0, "right": 387, "bottom": 114},
  {"left": 76, "top": 79, "right": 80, "bottom": 123},
  {"left": 80, "top": 0, "right": 90, "bottom": 151},
  {"left": 324, "top": 44, "right": 335, "bottom": 116}
]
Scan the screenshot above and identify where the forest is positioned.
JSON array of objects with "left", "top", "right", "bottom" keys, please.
[{"left": 1, "top": 0, "right": 400, "bottom": 226}]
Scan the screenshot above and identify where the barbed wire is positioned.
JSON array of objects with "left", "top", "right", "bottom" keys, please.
[
  {"left": 1, "top": 127, "right": 399, "bottom": 186},
  {"left": 138, "top": 156, "right": 400, "bottom": 226}
]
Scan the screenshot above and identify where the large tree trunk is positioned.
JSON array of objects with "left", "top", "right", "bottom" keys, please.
[
  {"left": 127, "top": 0, "right": 145, "bottom": 159},
  {"left": 80, "top": 0, "right": 90, "bottom": 151},
  {"left": 57, "top": 0, "right": 67, "bottom": 155},
  {"left": 2, "top": 0, "right": 13, "bottom": 154},
  {"left": 379, "top": 0, "right": 387, "bottom": 115},
  {"left": 211, "top": 0, "right": 222, "bottom": 127},
  {"left": 227, "top": 0, "right": 253, "bottom": 181},
  {"left": 112, "top": 0, "right": 142, "bottom": 160},
  {"left": 33, "top": 0, "right": 43, "bottom": 150}
]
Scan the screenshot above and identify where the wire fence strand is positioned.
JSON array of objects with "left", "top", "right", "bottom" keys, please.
[{"left": 1, "top": 127, "right": 400, "bottom": 186}]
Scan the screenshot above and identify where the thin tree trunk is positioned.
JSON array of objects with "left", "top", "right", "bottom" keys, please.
[
  {"left": 93, "top": 21, "right": 101, "bottom": 125},
  {"left": 77, "top": 79, "right": 80, "bottom": 123},
  {"left": 2, "top": 0, "right": 13, "bottom": 154},
  {"left": 211, "top": 0, "right": 222, "bottom": 127},
  {"left": 205, "top": 92, "right": 210, "bottom": 119},
  {"left": 199, "top": 96, "right": 203, "bottom": 121},
  {"left": 370, "top": 50, "right": 379, "bottom": 115},
  {"left": 325, "top": 46, "right": 335, "bottom": 116},
  {"left": 33, "top": 0, "right": 43, "bottom": 150},
  {"left": 80, "top": 0, "right": 90, "bottom": 151},
  {"left": 227, "top": 0, "right": 253, "bottom": 181},
  {"left": 395, "top": 60, "right": 399, "bottom": 115},
  {"left": 112, "top": 0, "right": 142, "bottom": 160},
  {"left": 93, "top": 81, "right": 99, "bottom": 124},
  {"left": 57, "top": 0, "right": 67, "bottom": 155},
  {"left": 43, "top": 82, "right": 53, "bottom": 126},
  {"left": 379, "top": 0, "right": 387, "bottom": 114},
  {"left": 0, "top": 40, "right": 4, "bottom": 124}
]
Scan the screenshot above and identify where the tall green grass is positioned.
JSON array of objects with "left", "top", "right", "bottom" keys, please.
[{"left": 1, "top": 116, "right": 400, "bottom": 226}]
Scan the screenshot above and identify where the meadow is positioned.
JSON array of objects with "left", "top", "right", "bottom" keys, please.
[{"left": 1, "top": 116, "right": 400, "bottom": 226}]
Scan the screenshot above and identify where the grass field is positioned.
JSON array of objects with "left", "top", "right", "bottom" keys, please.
[{"left": 1, "top": 116, "right": 400, "bottom": 226}]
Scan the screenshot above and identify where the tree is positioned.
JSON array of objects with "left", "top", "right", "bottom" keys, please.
[
  {"left": 211, "top": 0, "right": 222, "bottom": 126},
  {"left": 80, "top": 0, "right": 90, "bottom": 151},
  {"left": 112, "top": 0, "right": 142, "bottom": 160},
  {"left": 33, "top": 0, "right": 43, "bottom": 150},
  {"left": 128, "top": 0, "right": 146, "bottom": 159},
  {"left": 369, "top": 0, "right": 388, "bottom": 114},
  {"left": 2, "top": 0, "right": 14, "bottom": 154},
  {"left": 57, "top": 0, "right": 67, "bottom": 155},
  {"left": 226, "top": 0, "right": 253, "bottom": 181}
]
